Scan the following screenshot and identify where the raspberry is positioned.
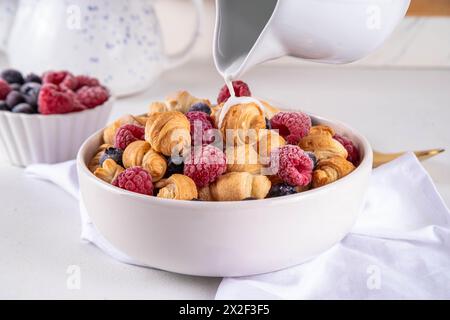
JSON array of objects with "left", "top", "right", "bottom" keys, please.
[
  {"left": 38, "top": 84, "right": 75, "bottom": 114},
  {"left": 270, "top": 112, "right": 311, "bottom": 145},
  {"left": 274, "top": 145, "right": 313, "bottom": 187},
  {"left": 65, "top": 90, "right": 86, "bottom": 112},
  {"left": 0, "top": 79, "right": 11, "bottom": 100},
  {"left": 112, "top": 167, "right": 153, "bottom": 196},
  {"left": 186, "top": 111, "right": 215, "bottom": 145},
  {"left": 184, "top": 145, "right": 227, "bottom": 187},
  {"left": 43, "top": 71, "right": 77, "bottom": 90},
  {"left": 75, "top": 75, "right": 100, "bottom": 90},
  {"left": 76, "top": 85, "right": 109, "bottom": 109},
  {"left": 217, "top": 80, "right": 251, "bottom": 104},
  {"left": 114, "top": 124, "right": 145, "bottom": 150},
  {"left": 334, "top": 134, "right": 360, "bottom": 166}
]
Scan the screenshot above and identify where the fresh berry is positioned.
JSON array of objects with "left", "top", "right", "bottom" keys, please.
[
  {"left": 1, "top": 69, "right": 24, "bottom": 85},
  {"left": 270, "top": 112, "right": 311, "bottom": 144},
  {"left": 333, "top": 134, "right": 360, "bottom": 166},
  {"left": 24, "top": 73, "right": 42, "bottom": 84},
  {"left": 75, "top": 75, "right": 100, "bottom": 89},
  {"left": 42, "top": 70, "right": 72, "bottom": 86},
  {"left": 267, "top": 183, "right": 297, "bottom": 198},
  {"left": 265, "top": 117, "right": 271, "bottom": 129},
  {"left": 0, "top": 101, "right": 9, "bottom": 111},
  {"left": 6, "top": 91, "right": 26, "bottom": 109},
  {"left": 20, "top": 82, "right": 41, "bottom": 108},
  {"left": 38, "top": 83, "right": 74, "bottom": 114},
  {"left": 217, "top": 80, "right": 251, "bottom": 104},
  {"left": 273, "top": 145, "right": 313, "bottom": 187},
  {"left": 100, "top": 147, "right": 124, "bottom": 166},
  {"left": 165, "top": 156, "right": 185, "bottom": 178},
  {"left": 0, "top": 79, "right": 11, "bottom": 100},
  {"left": 10, "top": 83, "right": 21, "bottom": 91},
  {"left": 112, "top": 167, "right": 153, "bottom": 196},
  {"left": 188, "top": 102, "right": 211, "bottom": 115},
  {"left": 184, "top": 145, "right": 227, "bottom": 187},
  {"left": 76, "top": 85, "right": 109, "bottom": 108},
  {"left": 12, "top": 103, "right": 35, "bottom": 114},
  {"left": 306, "top": 151, "right": 317, "bottom": 168},
  {"left": 114, "top": 124, "right": 145, "bottom": 150},
  {"left": 186, "top": 111, "right": 214, "bottom": 145}
]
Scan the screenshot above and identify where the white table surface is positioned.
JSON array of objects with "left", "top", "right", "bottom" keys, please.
[{"left": 0, "top": 59, "right": 449, "bottom": 299}]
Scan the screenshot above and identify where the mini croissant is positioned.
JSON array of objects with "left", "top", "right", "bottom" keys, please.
[
  {"left": 122, "top": 140, "right": 167, "bottom": 182},
  {"left": 260, "top": 100, "right": 280, "bottom": 120},
  {"left": 148, "top": 91, "right": 211, "bottom": 115},
  {"left": 254, "top": 129, "right": 285, "bottom": 159},
  {"left": 88, "top": 143, "right": 112, "bottom": 172},
  {"left": 94, "top": 159, "right": 124, "bottom": 184},
  {"left": 155, "top": 174, "right": 198, "bottom": 200},
  {"left": 215, "top": 102, "right": 266, "bottom": 145},
  {"left": 226, "top": 143, "right": 262, "bottom": 174},
  {"left": 312, "top": 156, "right": 355, "bottom": 188},
  {"left": 198, "top": 172, "right": 271, "bottom": 201},
  {"left": 103, "top": 114, "right": 146, "bottom": 145},
  {"left": 145, "top": 111, "right": 191, "bottom": 157},
  {"left": 299, "top": 125, "right": 347, "bottom": 160}
]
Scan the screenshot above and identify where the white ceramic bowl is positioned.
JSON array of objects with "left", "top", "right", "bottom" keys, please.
[
  {"left": 0, "top": 98, "right": 113, "bottom": 166},
  {"left": 77, "top": 113, "right": 372, "bottom": 277}
]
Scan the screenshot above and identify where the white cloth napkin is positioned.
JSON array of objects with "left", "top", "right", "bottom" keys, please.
[{"left": 25, "top": 153, "right": 450, "bottom": 299}]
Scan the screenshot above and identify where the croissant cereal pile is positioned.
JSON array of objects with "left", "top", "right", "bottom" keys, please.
[{"left": 89, "top": 81, "right": 361, "bottom": 201}]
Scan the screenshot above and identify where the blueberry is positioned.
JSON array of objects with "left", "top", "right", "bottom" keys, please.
[
  {"left": 306, "top": 151, "right": 317, "bottom": 168},
  {"left": 188, "top": 102, "right": 211, "bottom": 115},
  {"left": 12, "top": 103, "right": 35, "bottom": 114},
  {"left": 10, "top": 83, "right": 21, "bottom": 91},
  {"left": 6, "top": 91, "right": 26, "bottom": 109},
  {"left": 265, "top": 117, "right": 271, "bottom": 129},
  {"left": 21, "top": 83, "right": 41, "bottom": 108},
  {"left": 0, "top": 100, "right": 9, "bottom": 111},
  {"left": 24, "top": 73, "right": 42, "bottom": 84},
  {"left": 165, "top": 157, "right": 184, "bottom": 177},
  {"left": 99, "top": 147, "right": 123, "bottom": 166},
  {"left": 1, "top": 69, "right": 24, "bottom": 85},
  {"left": 268, "top": 183, "right": 297, "bottom": 198}
]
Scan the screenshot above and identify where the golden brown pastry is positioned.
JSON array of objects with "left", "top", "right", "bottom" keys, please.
[
  {"left": 299, "top": 125, "right": 347, "bottom": 160},
  {"left": 103, "top": 114, "right": 143, "bottom": 145},
  {"left": 88, "top": 143, "right": 112, "bottom": 172},
  {"left": 255, "top": 129, "right": 285, "bottom": 159},
  {"left": 148, "top": 91, "right": 211, "bottom": 115},
  {"left": 94, "top": 159, "right": 124, "bottom": 184},
  {"left": 198, "top": 172, "right": 271, "bottom": 201},
  {"left": 122, "top": 140, "right": 167, "bottom": 182},
  {"left": 145, "top": 111, "right": 191, "bottom": 156},
  {"left": 260, "top": 100, "right": 281, "bottom": 119},
  {"left": 312, "top": 156, "right": 355, "bottom": 188},
  {"left": 155, "top": 174, "right": 198, "bottom": 200},
  {"left": 226, "top": 144, "right": 262, "bottom": 174},
  {"left": 216, "top": 102, "right": 266, "bottom": 145}
]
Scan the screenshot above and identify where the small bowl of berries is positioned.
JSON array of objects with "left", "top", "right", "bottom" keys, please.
[{"left": 0, "top": 69, "right": 113, "bottom": 166}]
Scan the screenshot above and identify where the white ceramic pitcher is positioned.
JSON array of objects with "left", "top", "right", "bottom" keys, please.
[
  {"left": 214, "top": 0, "right": 411, "bottom": 79},
  {"left": 0, "top": 0, "right": 203, "bottom": 96}
]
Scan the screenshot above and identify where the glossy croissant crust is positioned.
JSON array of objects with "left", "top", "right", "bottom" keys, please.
[
  {"left": 88, "top": 143, "right": 112, "bottom": 172},
  {"left": 198, "top": 172, "right": 271, "bottom": 201},
  {"left": 313, "top": 156, "right": 355, "bottom": 188},
  {"left": 215, "top": 102, "right": 266, "bottom": 145},
  {"left": 122, "top": 140, "right": 167, "bottom": 182},
  {"left": 94, "top": 159, "right": 124, "bottom": 184},
  {"left": 254, "top": 129, "right": 285, "bottom": 158},
  {"left": 299, "top": 125, "right": 347, "bottom": 160},
  {"left": 148, "top": 91, "right": 211, "bottom": 115},
  {"left": 145, "top": 111, "right": 191, "bottom": 156},
  {"left": 226, "top": 143, "right": 262, "bottom": 174},
  {"left": 103, "top": 114, "right": 147, "bottom": 145},
  {"left": 155, "top": 174, "right": 198, "bottom": 200}
]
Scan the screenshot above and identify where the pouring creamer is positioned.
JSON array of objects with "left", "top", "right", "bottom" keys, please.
[{"left": 213, "top": 0, "right": 411, "bottom": 80}]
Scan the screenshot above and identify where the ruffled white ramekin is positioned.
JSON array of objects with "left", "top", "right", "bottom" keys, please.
[{"left": 0, "top": 98, "right": 113, "bottom": 166}]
